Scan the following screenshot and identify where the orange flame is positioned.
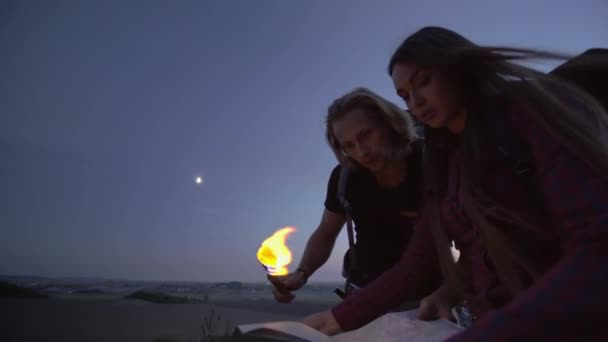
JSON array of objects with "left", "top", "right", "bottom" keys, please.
[{"left": 257, "top": 226, "right": 296, "bottom": 276}]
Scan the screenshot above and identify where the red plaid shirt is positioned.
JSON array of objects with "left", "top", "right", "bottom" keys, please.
[{"left": 333, "top": 107, "right": 608, "bottom": 340}]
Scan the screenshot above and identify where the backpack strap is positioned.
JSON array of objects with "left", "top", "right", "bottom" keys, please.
[
  {"left": 482, "top": 105, "right": 546, "bottom": 212},
  {"left": 491, "top": 117, "right": 535, "bottom": 177},
  {"left": 336, "top": 166, "right": 357, "bottom": 293}
]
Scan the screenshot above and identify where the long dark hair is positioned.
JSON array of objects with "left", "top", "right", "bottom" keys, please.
[{"left": 389, "top": 26, "right": 608, "bottom": 295}]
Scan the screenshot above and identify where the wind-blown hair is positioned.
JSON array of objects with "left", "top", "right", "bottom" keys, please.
[{"left": 389, "top": 26, "right": 608, "bottom": 296}]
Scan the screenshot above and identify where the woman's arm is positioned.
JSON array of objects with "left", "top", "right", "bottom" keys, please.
[{"left": 330, "top": 219, "right": 441, "bottom": 331}]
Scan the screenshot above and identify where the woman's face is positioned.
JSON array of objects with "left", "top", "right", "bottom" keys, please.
[
  {"left": 332, "top": 107, "right": 393, "bottom": 173},
  {"left": 391, "top": 62, "right": 464, "bottom": 132}
]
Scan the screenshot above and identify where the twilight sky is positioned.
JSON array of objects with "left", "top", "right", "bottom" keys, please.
[{"left": 1, "top": 0, "right": 607, "bottom": 282}]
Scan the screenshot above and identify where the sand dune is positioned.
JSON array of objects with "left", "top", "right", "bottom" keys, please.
[{"left": 1, "top": 294, "right": 333, "bottom": 342}]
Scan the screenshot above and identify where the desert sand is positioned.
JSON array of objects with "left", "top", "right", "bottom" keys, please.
[{"left": 1, "top": 294, "right": 336, "bottom": 342}]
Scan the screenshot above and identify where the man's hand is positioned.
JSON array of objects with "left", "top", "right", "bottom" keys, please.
[
  {"left": 267, "top": 269, "right": 308, "bottom": 303},
  {"left": 416, "top": 286, "right": 457, "bottom": 322},
  {"left": 302, "top": 310, "right": 343, "bottom": 336}
]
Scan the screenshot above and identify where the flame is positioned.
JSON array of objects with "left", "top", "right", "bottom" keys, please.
[{"left": 257, "top": 226, "right": 296, "bottom": 276}]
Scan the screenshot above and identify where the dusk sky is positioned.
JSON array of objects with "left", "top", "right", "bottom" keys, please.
[{"left": 1, "top": 0, "right": 607, "bottom": 283}]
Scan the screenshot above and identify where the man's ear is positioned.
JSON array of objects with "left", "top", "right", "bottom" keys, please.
[{"left": 341, "top": 149, "right": 348, "bottom": 157}]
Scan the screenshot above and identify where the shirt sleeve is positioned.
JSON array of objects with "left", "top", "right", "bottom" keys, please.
[
  {"left": 324, "top": 165, "right": 345, "bottom": 214},
  {"left": 331, "top": 216, "right": 440, "bottom": 331},
  {"left": 448, "top": 109, "right": 608, "bottom": 341}
]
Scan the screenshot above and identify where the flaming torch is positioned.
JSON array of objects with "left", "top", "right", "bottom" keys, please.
[{"left": 257, "top": 226, "right": 296, "bottom": 276}]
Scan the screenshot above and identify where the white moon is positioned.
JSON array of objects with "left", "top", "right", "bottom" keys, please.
[{"left": 195, "top": 176, "right": 203, "bottom": 184}]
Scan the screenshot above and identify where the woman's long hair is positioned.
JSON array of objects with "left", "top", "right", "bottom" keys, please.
[
  {"left": 325, "top": 87, "right": 418, "bottom": 168},
  {"left": 388, "top": 26, "right": 608, "bottom": 295}
]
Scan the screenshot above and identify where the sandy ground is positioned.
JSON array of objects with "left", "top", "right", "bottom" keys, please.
[{"left": 1, "top": 294, "right": 337, "bottom": 342}]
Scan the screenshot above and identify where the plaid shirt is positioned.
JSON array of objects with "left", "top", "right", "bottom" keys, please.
[
  {"left": 448, "top": 108, "right": 608, "bottom": 341},
  {"left": 333, "top": 108, "right": 608, "bottom": 340}
]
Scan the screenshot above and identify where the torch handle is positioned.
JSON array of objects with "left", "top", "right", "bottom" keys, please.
[
  {"left": 262, "top": 264, "right": 293, "bottom": 294},
  {"left": 266, "top": 274, "right": 293, "bottom": 294}
]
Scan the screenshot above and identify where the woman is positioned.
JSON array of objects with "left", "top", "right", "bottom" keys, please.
[
  {"left": 304, "top": 27, "right": 608, "bottom": 340},
  {"left": 269, "top": 87, "right": 438, "bottom": 307}
]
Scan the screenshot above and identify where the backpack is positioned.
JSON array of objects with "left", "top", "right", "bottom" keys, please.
[
  {"left": 551, "top": 48, "right": 608, "bottom": 110},
  {"left": 491, "top": 48, "right": 608, "bottom": 187}
]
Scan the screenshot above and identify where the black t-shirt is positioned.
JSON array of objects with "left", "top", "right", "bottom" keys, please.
[{"left": 324, "top": 143, "right": 422, "bottom": 285}]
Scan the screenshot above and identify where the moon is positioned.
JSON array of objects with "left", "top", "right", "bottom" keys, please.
[{"left": 195, "top": 176, "right": 203, "bottom": 185}]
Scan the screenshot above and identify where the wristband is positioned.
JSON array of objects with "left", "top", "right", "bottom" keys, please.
[{"left": 295, "top": 267, "right": 311, "bottom": 279}]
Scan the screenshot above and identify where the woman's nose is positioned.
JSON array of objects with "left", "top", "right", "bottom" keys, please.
[{"left": 411, "top": 91, "right": 425, "bottom": 109}]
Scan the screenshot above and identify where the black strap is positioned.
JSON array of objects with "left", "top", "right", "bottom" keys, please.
[
  {"left": 482, "top": 105, "right": 546, "bottom": 213},
  {"left": 337, "top": 166, "right": 357, "bottom": 290}
]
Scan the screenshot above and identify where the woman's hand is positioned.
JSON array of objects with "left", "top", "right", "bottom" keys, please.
[
  {"left": 417, "top": 293, "right": 455, "bottom": 321},
  {"left": 417, "top": 284, "right": 457, "bottom": 322},
  {"left": 417, "top": 285, "right": 458, "bottom": 321},
  {"left": 302, "top": 310, "right": 343, "bottom": 336}
]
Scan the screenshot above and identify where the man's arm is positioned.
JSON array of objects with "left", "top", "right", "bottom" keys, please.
[
  {"left": 269, "top": 209, "right": 345, "bottom": 303},
  {"left": 297, "top": 209, "right": 346, "bottom": 276}
]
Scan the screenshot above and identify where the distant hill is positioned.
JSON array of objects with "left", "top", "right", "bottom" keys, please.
[
  {"left": 210, "top": 281, "right": 243, "bottom": 290},
  {"left": 125, "top": 290, "right": 201, "bottom": 304},
  {"left": 0, "top": 281, "right": 48, "bottom": 298}
]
